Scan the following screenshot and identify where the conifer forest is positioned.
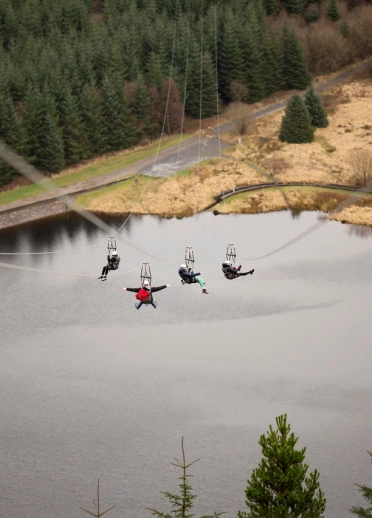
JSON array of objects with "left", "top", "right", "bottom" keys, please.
[{"left": 0, "top": 0, "right": 371, "bottom": 184}]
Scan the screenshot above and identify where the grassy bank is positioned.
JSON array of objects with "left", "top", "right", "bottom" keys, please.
[
  {"left": 0, "top": 134, "right": 191, "bottom": 207},
  {"left": 213, "top": 186, "right": 372, "bottom": 215}
]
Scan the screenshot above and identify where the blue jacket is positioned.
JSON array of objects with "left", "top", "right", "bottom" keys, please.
[{"left": 178, "top": 267, "right": 200, "bottom": 284}]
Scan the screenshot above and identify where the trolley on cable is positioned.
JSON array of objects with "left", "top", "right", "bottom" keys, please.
[
  {"left": 185, "top": 246, "right": 195, "bottom": 272},
  {"left": 107, "top": 236, "right": 117, "bottom": 259},
  {"left": 226, "top": 243, "right": 236, "bottom": 266},
  {"left": 140, "top": 262, "right": 152, "bottom": 288}
]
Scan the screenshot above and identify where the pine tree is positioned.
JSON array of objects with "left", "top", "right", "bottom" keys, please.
[
  {"left": 148, "top": 437, "right": 222, "bottom": 518},
  {"left": 326, "top": 0, "right": 341, "bottom": 20},
  {"left": 350, "top": 451, "right": 372, "bottom": 518},
  {"left": 238, "top": 415, "right": 326, "bottom": 518},
  {"left": 218, "top": 10, "right": 245, "bottom": 102},
  {"left": 134, "top": 73, "right": 151, "bottom": 123},
  {"left": 260, "top": 30, "right": 283, "bottom": 96},
  {"left": 101, "top": 75, "right": 137, "bottom": 152},
  {"left": 0, "top": 95, "right": 25, "bottom": 184},
  {"left": 80, "top": 84, "right": 106, "bottom": 156},
  {"left": 201, "top": 51, "right": 218, "bottom": 118},
  {"left": 280, "top": 94, "right": 314, "bottom": 143},
  {"left": 60, "top": 88, "right": 89, "bottom": 164},
  {"left": 184, "top": 36, "right": 202, "bottom": 118},
  {"left": 22, "top": 86, "right": 47, "bottom": 164},
  {"left": 306, "top": 5, "right": 320, "bottom": 23},
  {"left": 146, "top": 52, "right": 165, "bottom": 91},
  {"left": 37, "top": 115, "right": 65, "bottom": 173},
  {"left": 282, "top": 26, "right": 311, "bottom": 90},
  {"left": 304, "top": 87, "right": 329, "bottom": 127},
  {"left": 340, "top": 18, "right": 349, "bottom": 37},
  {"left": 263, "top": 0, "right": 280, "bottom": 15},
  {"left": 239, "top": 26, "right": 265, "bottom": 103}
]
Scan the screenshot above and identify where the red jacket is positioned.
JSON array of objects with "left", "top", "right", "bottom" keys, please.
[{"left": 136, "top": 288, "right": 150, "bottom": 302}]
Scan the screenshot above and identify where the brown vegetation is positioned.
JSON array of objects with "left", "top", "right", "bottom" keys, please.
[{"left": 348, "top": 148, "right": 372, "bottom": 186}]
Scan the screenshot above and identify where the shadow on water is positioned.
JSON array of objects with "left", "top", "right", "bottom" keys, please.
[
  {"left": 346, "top": 223, "right": 372, "bottom": 239},
  {"left": 0, "top": 212, "right": 142, "bottom": 253}
]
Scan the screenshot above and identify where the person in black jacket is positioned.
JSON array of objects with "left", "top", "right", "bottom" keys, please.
[
  {"left": 178, "top": 264, "right": 209, "bottom": 294},
  {"left": 222, "top": 261, "right": 254, "bottom": 280},
  {"left": 98, "top": 251, "right": 120, "bottom": 280},
  {"left": 122, "top": 280, "right": 170, "bottom": 309}
]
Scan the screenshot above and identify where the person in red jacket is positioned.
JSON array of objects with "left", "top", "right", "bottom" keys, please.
[{"left": 122, "top": 279, "right": 170, "bottom": 309}]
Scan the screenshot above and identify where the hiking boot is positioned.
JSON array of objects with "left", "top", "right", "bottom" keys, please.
[
  {"left": 250, "top": 269, "right": 254, "bottom": 275},
  {"left": 202, "top": 289, "right": 209, "bottom": 294}
]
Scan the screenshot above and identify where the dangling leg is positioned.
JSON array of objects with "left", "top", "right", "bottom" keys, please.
[
  {"left": 98, "top": 265, "right": 109, "bottom": 279},
  {"left": 151, "top": 301, "right": 157, "bottom": 308},
  {"left": 195, "top": 275, "right": 209, "bottom": 294},
  {"left": 135, "top": 301, "right": 143, "bottom": 310}
]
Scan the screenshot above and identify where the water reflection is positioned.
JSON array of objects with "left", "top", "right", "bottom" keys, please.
[{"left": 347, "top": 223, "right": 372, "bottom": 238}]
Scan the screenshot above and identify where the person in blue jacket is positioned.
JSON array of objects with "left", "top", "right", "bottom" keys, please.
[{"left": 178, "top": 264, "right": 209, "bottom": 294}]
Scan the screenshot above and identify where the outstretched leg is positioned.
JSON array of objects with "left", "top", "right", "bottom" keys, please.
[
  {"left": 237, "top": 269, "right": 254, "bottom": 277},
  {"left": 151, "top": 301, "right": 157, "bottom": 308},
  {"left": 135, "top": 301, "right": 143, "bottom": 310}
]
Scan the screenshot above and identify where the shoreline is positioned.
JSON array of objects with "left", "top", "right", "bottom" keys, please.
[{"left": 1, "top": 183, "right": 372, "bottom": 231}]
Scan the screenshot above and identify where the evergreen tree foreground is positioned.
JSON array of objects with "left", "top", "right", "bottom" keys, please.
[
  {"left": 280, "top": 94, "right": 314, "bottom": 143},
  {"left": 148, "top": 437, "right": 222, "bottom": 518},
  {"left": 238, "top": 414, "right": 326, "bottom": 518},
  {"left": 350, "top": 450, "right": 372, "bottom": 517}
]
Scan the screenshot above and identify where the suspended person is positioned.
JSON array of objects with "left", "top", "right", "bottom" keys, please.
[
  {"left": 122, "top": 280, "right": 170, "bottom": 310},
  {"left": 97, "top": 250, "right": 121, "bottom": 281},
  {"left": 222, "top": 260, "right": 254, "bottom": 280},
  {"left": 178, "top": 264, "right": 209, "bottom": 294}
]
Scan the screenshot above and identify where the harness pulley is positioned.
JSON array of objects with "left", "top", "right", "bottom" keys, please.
[
  {"left": 107, "top": 236, "right": 117, "bottom": 258},
  {"left": 226, "top": 243, "right": 236, "bottom": 266},
  {"left": 185, "top": 246, "right": 195, "bottom": 271},
  {"left": 140, "top": 262, "right": 152, "bottom": 288}
]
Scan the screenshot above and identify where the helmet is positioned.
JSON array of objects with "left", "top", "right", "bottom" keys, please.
[
  {"left": 180, "top": 264, "right": 186, "bottom": 269},
  {"left": 223, "top": 260, "right": 231, "bottom": 267},
  {"left": 143, "top": 279, "right": 150, "bottom": 289},
  {"left": 112, "top": 251, "right": 118, "bottom": 256}
]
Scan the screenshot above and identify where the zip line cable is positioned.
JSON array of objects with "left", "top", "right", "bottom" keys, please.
[
  {"left": 0, "top": 140, "right": 175, "bottom": 263},
  {"left": 115, "top": 2, "right": 180, "bottom": 237},
  {"left": 148, "top": 0, "right": 192, "bottom": 264},
  {"left": 213, "top": 1, "right": 231, "bottom": 247},
  {"left": 189, "top": 0, "right": 204, "bottom": 248},
  {"left": 0, "top": 4, "right": 181, "bottom": 262},
  {"left": 0, "top": 260, "right": 139, "bottom": 278},
  {"left": 241, "top": 181, "right": 372, "bottom": 261}
]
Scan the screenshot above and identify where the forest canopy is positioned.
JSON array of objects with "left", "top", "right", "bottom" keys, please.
[{"left": 0, "top": 0, "right": 370, "bottom": 182}]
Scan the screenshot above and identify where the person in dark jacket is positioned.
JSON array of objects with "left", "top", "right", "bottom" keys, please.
[
  {"left": 98, "top": 251, "right": 121, "bottom": 280},
  {"left": 178, "top": 264, "right": 209, "bottom": 294},
  {"left": 222, "top": 260, "right": 254, "bottom": 280},
  {"left": 122, "top": 279, "right": 170, "bottom": 309}
]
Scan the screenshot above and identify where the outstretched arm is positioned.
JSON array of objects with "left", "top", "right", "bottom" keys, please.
[
  {"left": 122, "top": 287, "right": 141, "bottom": 293},
  {"left": 151, "top": 284, "right": 170, "bottom": 293}
]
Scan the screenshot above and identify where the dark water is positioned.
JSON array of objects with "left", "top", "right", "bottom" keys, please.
[{"left": 1, "top": 211, "right": 372, "bottom": 518}]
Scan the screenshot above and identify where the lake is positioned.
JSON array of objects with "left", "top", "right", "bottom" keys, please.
[{"left": 0, "top": 210, "right": 371, "bottom": 518}]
